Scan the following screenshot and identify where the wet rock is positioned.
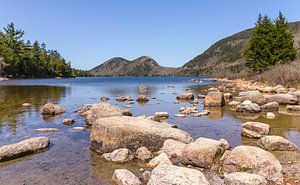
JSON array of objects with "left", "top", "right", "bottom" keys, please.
[
  {"left": 148, "top": 153, "right": 172, "bottom": 168},
  {"left": 100, "top": 96, "right": 109, "bottom": 101},
  {"left": 136, "top": 95, "right": 149, "bottom": 102},
  {"left": 194, "top": 110, "right": 210, "bottom": 117},
  {"left": 237, "top": 91, "right": 266, "bottom": 105},
  {"left": 265, "top": 94, "right": 298, "bottom": 105},
  {"left": 0, "top": 137, "right": 50, "bottom": 161},
  {"left": 241, "top": 122, "right": 269, "bottom": 139},
  {"left": 266, "top": 112, "right": 275, "bottom": 119},
  {"left": 174, "top": 113, "right": 186, "bottom": 118},
  {"left": 181, "top": 137, "right": 227, "bottom": 168},
  {"left": 224, "top": 172, "right": 267, "bottom": 185},
  {"left": 61, "top": 118, "right": 75, "bottom": 126},
  {"left": 136, "top": 146, "right": 152, "bottom": 161},
  {"left": 260, "top": 102, "right": 279, "bottom": 112},
  {"left": 41, "top": 103, "right": 65, "bottom": 115},
  {"left": 90, "top": 116, "right": 193, "bottom": 154},
  {"left": 22, "top": 103, "right": 31, "bottom": 107},
  {"left": 221, "top": 145, "right": 283, "bottom": 184},
  {"left": 286, "top": 105, "right": 300, "bottom": 111},
  {"left": 102, "top": 148, "right": 134, "bottom": 163},
  {"left": 153, "top": 112, "right": 169, "bottom": 121},
  {"left": 112, "top": 169, "right": 141, "bottom": 185},
  {"left": 204, "top": 91, "right": 225, "bottom": 107},
  {"left": 160, "top": 139, "right": 187, "bottom": 158},
  {"left": 257, "top": 135, "right": 297, "bottom": 151},
  {"left": 147, "top": 164, "right": 209, "bottom": 185},
  {"left": 79, "top": 103, "right": 132, "bottom": 125},
  {"left": 139, "top": 84, "right": 149, "bottom": 93},
  {"left": 116, "top": 96, "right": 132, "bottom": 102},
  {"left": 176, "top": 93, "right": 194, "bottom": 100},
  {"left": 236, "top": 100, "right": 261, "bottom": 113},
  {"left": 224, "top": 93, "right": 233, "bottom": 100},
  {"left": 34, "top": 128, "right": 59, "bottom": 132}
]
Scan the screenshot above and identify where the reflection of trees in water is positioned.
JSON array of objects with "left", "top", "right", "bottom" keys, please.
[{"left": 0, "top": 86, "right": 67, "bottom": 132}]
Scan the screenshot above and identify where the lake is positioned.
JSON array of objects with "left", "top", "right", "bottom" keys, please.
[{"left": 0, "top": 77, "right": 299, "bottom": 184}]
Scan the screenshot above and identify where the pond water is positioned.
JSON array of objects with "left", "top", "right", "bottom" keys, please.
[{"left": 0, "top": 77, "right": 299, "bottom": 184}]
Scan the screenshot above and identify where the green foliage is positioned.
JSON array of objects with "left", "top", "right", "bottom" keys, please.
[
  {"left": 245, "top": 12, "right": 297, "bottom": 73},
  {"left": 0, "top": 23, "right": 89, "bottom": 78}
]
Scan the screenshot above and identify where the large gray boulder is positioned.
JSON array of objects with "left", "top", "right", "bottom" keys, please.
[
  {"left": 237, "top": 91, "right": 266, "bottom": 105},
  {"left": 90, "top": 116, "right": 193, "bottom": 154},
  {"left": 265, "top": 94, "right": 298, "bottom": 105},
  {"left": 181, "top": 137, "right": 227, "bottom": 168},
  {"left": 112, "top": 169, "right": 141, "bottom": 185},
  {"left": 204, "top": 91, "right": 225, "bottom": 107},
  {"left": 260, "top": 102, "right": 279, "bottom": 112},
  {"left": 221, "top": 145, "right": 283, "bottom": 184},
  {"left": 147, "top": 164, "right": 209, "bottom": 185},
  {"left": 224, "top": 172, "right": 267, "bottom": 185},
  {"left": 236, "top": 100, "right": 261, "bottom": 113},
  {"left": 41, "top": 103, "right": 65, "bottom": 115},
  {"left": 0, "top": 137, "right": 50, "bottom": 161},
  {"left": 257, "top": 135, "right": 297, "bottom": 151},
  {"left": 79, "top": 103, "right": 132, "bottom": 125}
]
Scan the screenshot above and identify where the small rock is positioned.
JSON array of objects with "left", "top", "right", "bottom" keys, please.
[
  {"left": 176, "top": 93, "right": 194, "bottom": 100},
  {"left": 61, "top": 118, "right": 75, "bottom": 126},
  {"left": 153, "top": 112, "right": 169, "bottom": 121},
  {"left": 224, "top": 172, "right": 267, "bottom": 185},
  {"left": 73, "top": 127, "right": 84, "bottom": 131},
  {"left": 236, "top": 100, "right": 261, "bottom": 113},
  {"left": 261, "top": 102, "right": 279, "bottom": 112},
  {"left": 224, "top": 93, "right": 233, "bottom": 100},
  {"left": 174, "top": 114, "right": 186, "bottom": 118},
  {"left": 242, "top": 128, "right": 263, "bottom": 139},
  {"left": 286, "top": 105, "right": 300, "bottom": 111},
  {"left": 34, "top": 128, "right": 59, "bottom": 132},
  {"left": 112, "top": 169, "right": 141, "bottom": 185},
  {"left": 22, "top": 103, "right": 31, "bottom": 107},
  {"left": 141, "top": 170, "right": 151, "bottom": 183},
  {"left": 228, "top": 101, "right": 241, "bottom": 106},
  {"left": 160, "top": 139, "right": 187, "bottom": 158},
  {"left": 241, "top": 122, "right": 269, "bottom": 139},
  {"left": 116, "top": 96, "right": 132, "bottom": 102},
  {"left": 194, "top": 110, "right": 210, "bottom": 117},
  {"left": 100, "top": 96, "right": 110, "bottom": 101},
  {"left": 41, "top": 103, "right": 65, "bottom": 115},
  {"left": 219, "top": 138, "right": 230, "bottom": 150},
  {"left": 136, "top": 95, "right": 149, "bottom": 102},
  {"left": 126, "top": 105, "right": 133, "bottom": 108},
  {"left": 197, "top": 94, "right": 206, "bottom": 99},
  {"left": 266, "top": 112, "right": 275, "bottom": 119},
  {"left": 148, "top": 153, "right": 172, "bottom": 168},
  {"left": 102, "top": 148, "right": 134, "bottom": 163},
  {"left": 257, "top": 135, "right": 297, "bottom": 151},
  {"left": 136, "top": 146, "right": 152, "bottom": 161},
  {"left": 139, "top": 85, "right": 149, "bottom": 93}
]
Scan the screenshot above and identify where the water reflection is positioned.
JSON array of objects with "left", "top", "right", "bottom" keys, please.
[{"left": 0, "top": 86, "right": 68, "bottom": 132}]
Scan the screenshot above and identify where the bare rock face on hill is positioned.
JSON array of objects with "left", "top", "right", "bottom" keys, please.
[{"left": 90, "top": 56, "right": 178, "bottom": 76}]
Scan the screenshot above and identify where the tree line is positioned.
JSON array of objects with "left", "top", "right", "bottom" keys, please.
[
  {"left": 245, "top": 12, "right": 298, "bottom": 73},
  {"left": 0, "top": 23, "right": 89, "bottom": 78}
]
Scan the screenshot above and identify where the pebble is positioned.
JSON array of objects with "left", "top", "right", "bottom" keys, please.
[
  {"left": 73, "top": 127, "right": 85, "bottom": 131},
  {"left": 174, "top": 114, "right": 186, "bottom": 118}
]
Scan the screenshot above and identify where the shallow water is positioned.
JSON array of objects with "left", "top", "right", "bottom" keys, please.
[{"left": 0, "top": 77, "right": 299, "bottom": 184}]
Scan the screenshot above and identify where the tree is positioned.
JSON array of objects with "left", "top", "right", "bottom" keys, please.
[{"left": 245, "top": 12, "right": 297, "bottom": 73}]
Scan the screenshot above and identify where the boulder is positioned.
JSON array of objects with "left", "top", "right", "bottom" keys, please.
[
  {"left": 257, "top": 135, "right": 297, "bottom": 151},
  {"left": 148, "top": 153, "right": 172, "bottom": 168},
  {"left": 176, "top": 93, "right": 194, "bottom": 100},
  {"left": 0, "top": 137, "right": 50, "bottom": 161},
  {"left": 181, "top": 137, "right": 227, "bottom": 168},
  {"left": 147, "top": 164, "right": 209, "bottom": 185},
  {"left": 90, "top": 116, "right": 193, "bottom": 154},
  {"left": 136, "top": 147, "right": 152, "bottom": 161},
  {"left": 236, "top": 100, "right": 261, "bottom": 113},
  {"left": 260, "top": 102, "right": 279, "bottom": 112},
  {"left": 224, "top": 172, "right": 267, "bottom": 185},
  {"left": 139, "top": 85, "right": 149, "bottom": 93},
  {"left": 102, "top": 148, "right": 134, "bottom": 163},
  {"left": 61, "top": 118, "right": 74, "bottom": 126},
  {"left": 221, "top": 145, "right": 283, "bottom": 184},
  {"left": 237, "top": 91, "right": 266, "bottom": 105},
  {"left": 286, "top": 105, "right": 300, "bottom": 111},
  {"left": 204, "top": 91, "right": 225, "bottom": 107},
  {"left": 265, "top": 94, "right": 298, "bottom": 105},
  {"left": 136, "top": 95, "right": 149, "bottom": 102},
  {"left": 41, "top": 103, "right": 65, "bottom": 115},
  {"left": 112, "top": 169, "right": 141, "bottom": 185},
  {"left": 241, "top": 122, "right": 269, "bottom": 139},
  {"left": 79, "top": 103, "right": 132, "bottom": 125},
  {"left": 34, "top": 128, "right": 59, "bottom": 132},
  {"left": 160, "top": 139, "right": 187, "bottom": 158}
]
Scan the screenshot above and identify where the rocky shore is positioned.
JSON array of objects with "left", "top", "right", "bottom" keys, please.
[{"left": 1, "top": 82, "right": 300, "bottom": 184}]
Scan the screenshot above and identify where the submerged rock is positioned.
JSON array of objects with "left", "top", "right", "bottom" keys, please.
[
  {"left": 176, "top": 93, "right": 194, "bottom": 100},
  {"left": 257, "top": 135, "right": 297, "bottom": 151},
  {"left": 0, "top": 137, "right": 50, "bottom": 161},
  {"left": 224, "top": 172, "right": 267, "bottom": 185},
  {"left": 61, "top": 118, "right": 75, "bottom": 126},
  {"left": 90, "top": 116, "right": 193, "bottom": 154},
  {"left": 204, "top": 91, "right": 225, "bottom": 107},
  {"left": 221, "top": 145, "right": 283, "bottom": 184},
  {"left": 34, "top": 128, "right": 59, "bottom": 132},
  {"left": 147, "top": 164, "right": 209, "bottom": 185},
  {"left": 139, "top": 84, "right": 149, "bottom": 93},
  {"left": 112, "top": 169, "right": 141, "bottom": 185},
  {"left": 148, "top": 153, "right": 172, "bottom": 168},
  {"left": 102, "top": 148, "right": 134, "bottom": 163},
  {"left": 79, "top": 103, "right": 132, "bottom": 125},
  {"left": 41, "top": 103, "right": 65, "bottom": 115}
]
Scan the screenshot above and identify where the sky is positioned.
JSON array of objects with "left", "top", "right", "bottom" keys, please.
[{"left": 1, "top": 1, "right": 300, "bottom": 70}]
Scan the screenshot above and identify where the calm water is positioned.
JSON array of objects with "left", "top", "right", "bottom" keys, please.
[{"left": 0, "top": 77, "right": 299, "bottom": 185}]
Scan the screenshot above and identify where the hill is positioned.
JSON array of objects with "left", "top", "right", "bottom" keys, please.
[
  {"left": 180, "top": 21, "right": 300, "bottom": 76},
  {"left": 90, "top": 56, "right": 178, "bottom": 76}
]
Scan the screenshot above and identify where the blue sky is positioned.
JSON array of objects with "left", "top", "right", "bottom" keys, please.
[{"left": 1, "top": 1, "right": 300, "bottom": 69}]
